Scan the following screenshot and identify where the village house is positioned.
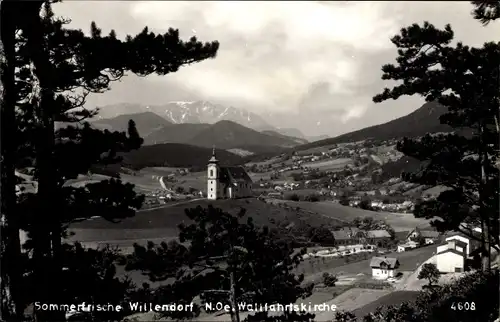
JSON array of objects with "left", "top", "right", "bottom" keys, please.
[
  {"left": 331, "top": 228, "right": 392, "bottom": 247},
  {"left": 436, "top": 239, "right": 468, "bottom": 273},
  {"left": 364, "top": 230, "right": 392, "bottom": 246},
  {"left": 436, "top": 233, "right": 482, "bottom": 273},
  {"left": 406, "top": 227, "right": 440, "bottom": 245},
  {"left": 370, "top": 256, "right": 400, "bottom": 279},
  {"left": 397, "top": 241, "right": 418, "bottom": 253},
  {"left": 207, "top": 149, "right": 253, "bottom": 200},
  {"left": 331, "top": 227, "right": 361, "bottom": 246}
]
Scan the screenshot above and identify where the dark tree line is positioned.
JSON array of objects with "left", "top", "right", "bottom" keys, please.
[
  {"left": 373, "top": 1, "right": 499, "bottom": 272},
  {"left": 1, "top": 1, "right": 218, "bottom": 320}
]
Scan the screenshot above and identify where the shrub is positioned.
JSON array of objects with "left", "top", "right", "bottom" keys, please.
[
  {"left": 285, "top": 193, "right": 300, "bottom": 201},
  {"left": 322, "top": 273, "right": 338, "bottom": 287},
  {"left": 304, "top": 194, "right": 320, "bottom": 202},
  {"left": 339, "top": 198, "right": 350, "bottom": 206}
]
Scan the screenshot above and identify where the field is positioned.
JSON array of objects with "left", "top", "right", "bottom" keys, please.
[
  {"left": 282, "top": 200, "right": 431, "bottom": 231},
  {"left": 248, "top": 171, "right": 275, "bottom": 182},
  {"left": 295, "top": 145, "right": 337, "bottom": 155},
  {"left": 68, "top": 198, "right": 345, "bottom": 249},
  {"left": 67, "top": 168, "right": 178, "bottom": 193},
  {"left": 302, "top": 158, "right": 352, "bottom": 171},
  {"left": 69, "top": 167, "right": 212, "bottom": 194},
  {"left": 174, "top": 171, "right": 207, "bottom": 191},
  {"left": 137, "top": 166, "right": 182, "bottom": 176},
  {"left": 136, "top": 167, "right": 208, "bottom": 192}
]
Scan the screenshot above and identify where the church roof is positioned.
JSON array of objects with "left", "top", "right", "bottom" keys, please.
[{"left": 219, "top": 166, "right": 252, "bottom": 184}]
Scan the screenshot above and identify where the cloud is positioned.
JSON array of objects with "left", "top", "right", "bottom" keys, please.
[
  {"left": 53, "top": 1, "right": 500, "bottom": 135},
  {"left": 129, "top": 1, "right": 400, "bottom": 113}
]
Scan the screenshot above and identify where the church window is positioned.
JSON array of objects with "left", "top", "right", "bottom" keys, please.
[
  {"left": 210, "top": 169, "right": 214, "bottom": 177},
  {"left": 211, "top": 188, "right": 213, "bottom": 191}
]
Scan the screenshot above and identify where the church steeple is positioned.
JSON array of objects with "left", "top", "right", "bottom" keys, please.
[{"left": 208, "top": 145, "right": 219, "bottom": 164}]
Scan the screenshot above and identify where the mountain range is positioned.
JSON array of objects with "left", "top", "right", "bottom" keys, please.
[
  {"left": 90, "top": 100, "right": 454, "bottom": 170},
  {"left": 94, "top": 101, "right": 323, "bottom": 142},
  {"left": 93, "top": 111, "right": 307, "bottom": 154}
]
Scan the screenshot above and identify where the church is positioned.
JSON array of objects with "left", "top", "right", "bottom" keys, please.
[{"left": 207, "top": 149, "right": 253, "bottom": 200}]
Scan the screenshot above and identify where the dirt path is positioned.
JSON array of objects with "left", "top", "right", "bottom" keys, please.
[{"left": 395, "top": 254, "right": 436, "bottom": 291}]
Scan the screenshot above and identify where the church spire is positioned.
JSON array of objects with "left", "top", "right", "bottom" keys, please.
[{"left": 208, "top": 145, "right": 219, "bottom": 163}]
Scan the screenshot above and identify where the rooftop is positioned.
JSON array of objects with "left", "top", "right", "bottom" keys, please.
[
  {"left": 366, "top": 230, "right": 391, "bottom": 238},
  {"left": 219, "top": 166, "right": 252, "bottom": 184},
  {"left": 370, "top": 256, "right": 400, "bottom": 269}
]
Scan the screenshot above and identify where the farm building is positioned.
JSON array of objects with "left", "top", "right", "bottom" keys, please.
[
  {"left": 436, "top": 249, "right": 465, "bottom": 273},
  {"left": 444, "top": 234, "right": 471, "bottom": 256},
  {"left": 436, "top": 233, "right": 483, "bottom": 273},
  {"left": 364, "top": 230, "right": 392, "bottom": 246},
  {"left": 436, "top": 233, "right": 482, "bottom": 273},
  {"left": 397, "top": 241, "right": 417, "bottom": 253},
  {"left": 331, "top": 227, "right": 361, "bottom": 246},
  {"left": 370, "top": 256, "right": 400, "bottom": 279},
  {"left": 406, "top": 227, "right": 440, "bottom": 245},
  {"left": 331, "top": 228, "right": 392, "bottom": 247}
]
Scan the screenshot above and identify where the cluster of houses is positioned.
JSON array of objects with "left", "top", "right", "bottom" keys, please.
[
  {"left": 370, "top": 200, "right": 414, "bottom": 212},
  {"left": 330, "top": 227, "right": 392, "bottom": 247},
  {"left": 397, "top": 227, "right": 439, "bottom": 252},
  {"left": 347, "top": 199, "right": 415, "bottom": 213},
  {"left": 273, "top": 182, "right": 301, "bottom": 191},
  {"left": 368, "top": 229, "right": 484, "bottom": 281}
]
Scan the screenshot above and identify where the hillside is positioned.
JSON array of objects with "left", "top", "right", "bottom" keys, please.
[
  {"left": 143, "top": 123, "right": 211, "bottom": 145},
  {"left": 92, "top": 112, "right": 172, "bottom": 137},
  {"left": 261, "top": 130, "right": 309, "bottom": 145},
  {"left": 121, "top": 143, "right": 243, "bottom": 170},
  {"left": 380, "top": 156, "right": 429, "bottom": 181},
  {"left": 297, "top": 101, "right": 451, "bottom": 149},
  {"left": 306, "top": 134, "right": 330, "bottom": 142},
  {"left": 187, "top": 120, "right": 303, "bottom": 151},
  {"left": 275, "top": 128, "right": 306, "bottom": 139}
]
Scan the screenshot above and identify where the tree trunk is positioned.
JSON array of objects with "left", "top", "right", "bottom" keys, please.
[
  {"left": 479, "top": 122, "right": 492, "bottom": 272},
  {"left": 229, "top": 269, "right": 240, "bottom": 322},
  {"left": 20, "top": 3, "right": 63, "bottom": 320},
  {"left": 0, "top": 3, "right": 24, "bottom": 320}
]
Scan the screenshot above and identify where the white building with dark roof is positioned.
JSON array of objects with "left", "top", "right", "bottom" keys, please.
[
  {"left": 436, "top": 239, "right": 468, "bottom": 273},
  {"left": 370, "top": 256, "right": 400, "bottom": 279},
  {"left": 207, "top": 149, "right": 253, "bottom": 200},
  {"left": 436, "top": 232, "right": 483, "bottom": 273}
]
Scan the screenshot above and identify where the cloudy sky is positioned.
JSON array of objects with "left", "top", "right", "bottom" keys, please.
[{"left": 53, "top": 1, "right": 499, "bottom": 136}]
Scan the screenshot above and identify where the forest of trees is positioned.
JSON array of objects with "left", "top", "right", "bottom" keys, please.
[{"left": 0, "top": 1, "right": 499, "bottom": 321}]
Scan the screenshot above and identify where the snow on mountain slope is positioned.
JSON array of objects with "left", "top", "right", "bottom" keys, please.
[{"left": 95, "top": 101, "right": 274, "bottom": 131}]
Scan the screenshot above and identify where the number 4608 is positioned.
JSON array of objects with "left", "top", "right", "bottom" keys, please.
[{"left": 451, "top": 302, "right": 476, "bottom": 310}]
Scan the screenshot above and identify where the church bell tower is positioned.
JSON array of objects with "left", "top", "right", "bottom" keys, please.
[{"left": 207, "top": 147, "right": 219, "bottom": 200}]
